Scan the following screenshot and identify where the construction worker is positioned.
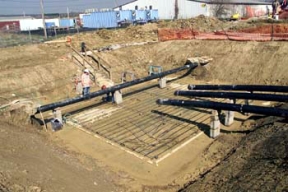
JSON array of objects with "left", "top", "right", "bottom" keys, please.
[
  {"left": 81, "top": 42, "right": 86, "bottom": 53},
  {"left": 101, "top": 85, "right": 114, "bottom": 102},
  {"left": 81, "top": 69, "right": 91, "bottom": 97}
]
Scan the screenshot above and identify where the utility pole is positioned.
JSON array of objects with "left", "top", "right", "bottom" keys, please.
[
  {"left": 67, "top": 7, "right": 70, "bottom": 18},
  {"left": 114, "top": 0, "right": 119, "bottom": 8},
  {"left": 67, "top": 7, "right": 70, "bottom": 33},
  {"left": 40, "top": 0, "right": 47, "bottom": 39}
]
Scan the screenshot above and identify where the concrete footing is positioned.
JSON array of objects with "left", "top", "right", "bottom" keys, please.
[
  {"left": 51, "top": 108, "right": 63, "bottom": 131},
  {"left": 224, "top": 110, "right": 234, "bottom": 126},
  {"left": 114, "top": 90, "right": 123, "bottom": 104},
  {"left": 224, "top": 99, "right": 234, "bottom": 126},
  {"left": 53, "top": 108, "right": 62, "bottom": 124},
  {"left": 159, "top": 78, "right": 167, "bottom": 88},
  {"left": 210, "top": 110, "right": 220, "bottom": 138}
]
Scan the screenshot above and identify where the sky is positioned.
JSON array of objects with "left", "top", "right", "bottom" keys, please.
[{"left": 0, "top": 0, "right": 132, "bottom": 15}]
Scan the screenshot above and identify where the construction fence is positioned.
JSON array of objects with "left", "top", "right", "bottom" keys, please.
[
  {"left": 0, "top": 31, "right": 45, "bottom": 48},
  {"left": 0, "top": 27, "right": 82, "bottom": 48},
  {"left": 158, "top": 24, "right": 288, "bottom": 42}
]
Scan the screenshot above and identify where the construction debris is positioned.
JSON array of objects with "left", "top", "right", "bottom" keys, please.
[{"left": 0, "top": 99, "right": 37, "bottom": 115}]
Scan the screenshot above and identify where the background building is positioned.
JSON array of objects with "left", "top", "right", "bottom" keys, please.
[{"left": 113, "top": 0, "right": 209, "bottom": 19}]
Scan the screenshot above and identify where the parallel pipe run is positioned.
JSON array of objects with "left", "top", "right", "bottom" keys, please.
[
  {"left": 174, "top": 91, "right": 288, "bottom": 102},
  {"left": 188, "top": 85, "right": 288, "bottom": 93},
  {"left": 156, "top": 99, "right": 288, "bottom": 118},
  {"left": 36, "top": 64, "right": 198, "bottom": 113}
]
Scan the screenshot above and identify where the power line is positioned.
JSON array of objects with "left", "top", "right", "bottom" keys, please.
[{"left": 40, "top": 0, "right": 47, "bottom": 39}]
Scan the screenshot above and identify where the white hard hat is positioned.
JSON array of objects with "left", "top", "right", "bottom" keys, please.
[{"left": 84, "top": 69, "right": 89, "bottom": 73}]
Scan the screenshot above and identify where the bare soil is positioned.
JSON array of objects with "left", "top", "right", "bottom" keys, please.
[
  {"left": 0, "top": 119, "right": 124, "bottom": 192},
  {"left": 240, "top": 23, "right": 288, "bottom": 33},
  {"left": 182, "top": 116, "right": 288, "bottom": 192},
  {"left": 0, "top": 17, "right": 287, "bottom": 191}
]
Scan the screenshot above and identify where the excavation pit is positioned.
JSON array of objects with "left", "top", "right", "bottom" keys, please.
[{"left": 1, "top": 17, "right": 288, "bottom": 191}]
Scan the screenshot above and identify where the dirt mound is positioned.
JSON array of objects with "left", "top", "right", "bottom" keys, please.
[
  {"left": 183, "top": 118, "right": 288, "bottom": 192},
  {"left": 158, "top": 15, "right": 226, "bottom": 32},
  {"left": 131, "top": 22, "right": 158, "bottom": 32},
  {"left": 72, "top": 18, "right": 288, "bottom": 49},
  {"left": 122, "top": 24, "right": 158, "bottom": 39},
  {"left": 73, "top": 23, "right": 158, "bottom": 49},
  {"left": 240, "top": 24, "right": 288, "bottom": 33}
]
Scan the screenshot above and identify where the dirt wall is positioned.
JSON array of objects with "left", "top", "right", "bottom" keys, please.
[
  {"left": 1, "top": 39, "right": 287, "bottom": 107},
  {"left": 183, "top": 119, "right": 288, "bottom": 192},
  {"left": 0, "top": 44, "right": 78, "bottom": 104},
  {"left": 101, "top": 40, "right": 288, "bottom": 86}
]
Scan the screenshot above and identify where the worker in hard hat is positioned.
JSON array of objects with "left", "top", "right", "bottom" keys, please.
[{"left": 81, "top": 69, "right": 92, "bottom": 97}]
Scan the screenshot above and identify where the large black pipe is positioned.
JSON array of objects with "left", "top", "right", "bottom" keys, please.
[
  {"left": 156, "top": 99, "right": 288, "bottom": 117},
  {"left": 175, "top": 91, "right": 288, "bottom": 102},
  {"left": 188, "top": 85, "right": 288, "bottom": 93},
  {"left": 36, "top": 64, "right": 198, "bottom": 113}
]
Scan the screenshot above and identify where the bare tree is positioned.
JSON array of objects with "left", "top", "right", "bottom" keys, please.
[{"left": 210, "top": 0, "right": 232, "bottom": 18}]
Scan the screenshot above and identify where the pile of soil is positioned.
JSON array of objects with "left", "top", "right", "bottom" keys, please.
[
  {"left": 183, "top": 117, "right": 288, "bottom": 192},
  {"left": 74, "top": 23, "right": 158, "bottom": 49},
  {"left": 240, "top": 24, "right": 288, "bottom": 33},
  {"left": 158, "top": 15, "right": 226, "bottom": 32}
]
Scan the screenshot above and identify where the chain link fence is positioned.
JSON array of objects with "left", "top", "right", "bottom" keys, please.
[
  {"left": 0, "top": 31, "right": 45, "bottom": 48},
  {"left": 0, "top": 27, "right": 84, "bottom": 48}
]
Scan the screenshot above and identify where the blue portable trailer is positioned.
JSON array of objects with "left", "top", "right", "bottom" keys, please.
[
  {"left": 82, "top": 9, "right": 158, "bottom": 28},
  {"left": 132, "top": 10, "right": 147, "bottom": 25},
  {"left": 59, "top": 18, "right": 74, "bottom": 28},
  {"left": 116, "top": 10, "right": 133, "bottom": 27},
  {"left": 83, "top": 11, "right": 117, "bottom": 29},
  {"left": 146, "top": 9, "right": 159, "bottom": 22}
]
